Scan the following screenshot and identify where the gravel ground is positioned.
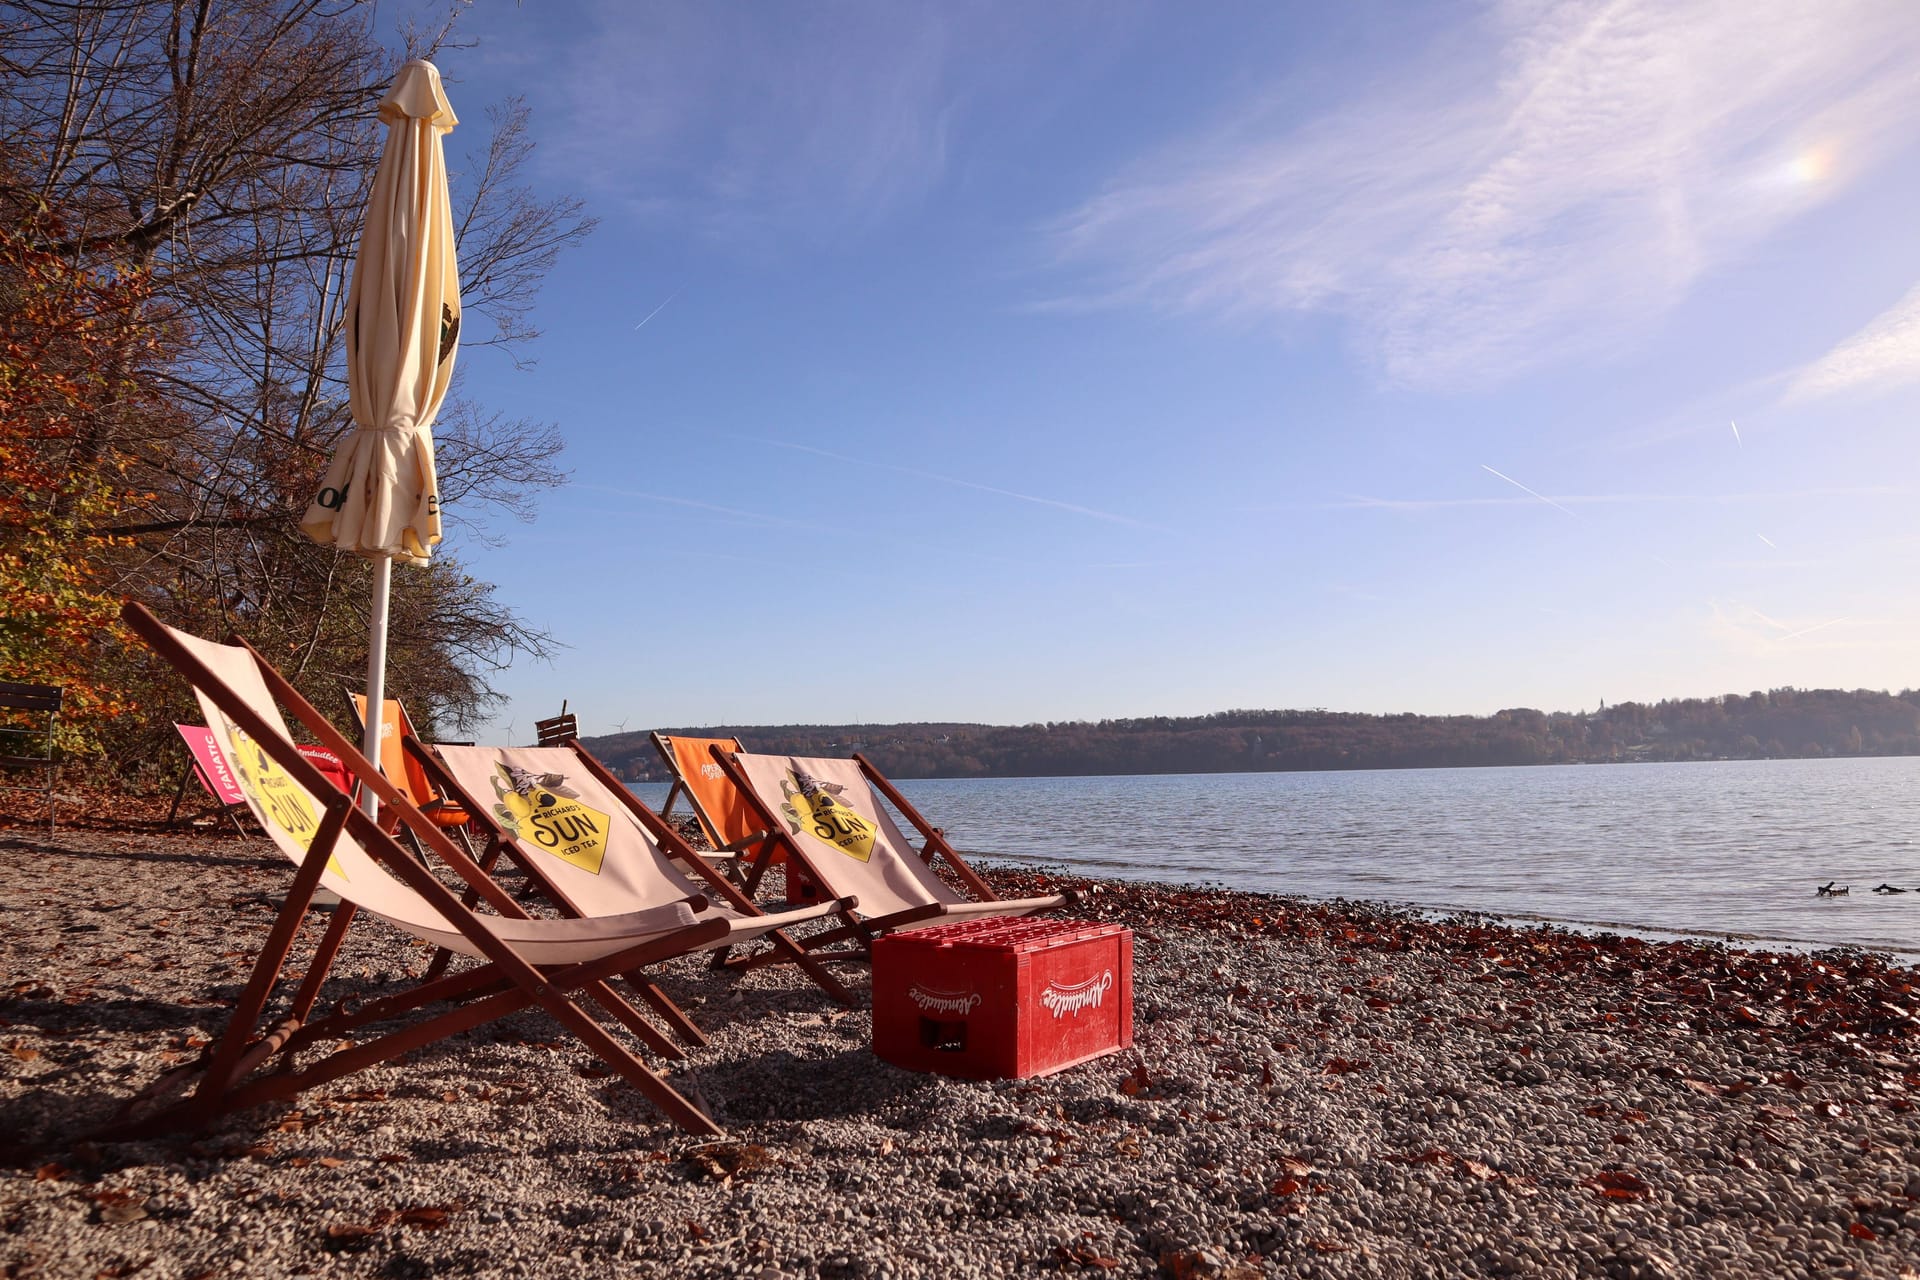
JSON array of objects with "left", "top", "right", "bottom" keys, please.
[{"left": 3, "top": 823, "right": 1919, "bottom": 1279}]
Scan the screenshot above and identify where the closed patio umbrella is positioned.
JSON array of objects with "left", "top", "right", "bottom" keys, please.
[{"left": 301, "top": 59, "right": 460, "bottom": 809}]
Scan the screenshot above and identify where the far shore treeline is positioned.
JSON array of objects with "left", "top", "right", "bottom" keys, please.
[{"left": 594, "top": 687, "right": 1920, "bottom": 781}]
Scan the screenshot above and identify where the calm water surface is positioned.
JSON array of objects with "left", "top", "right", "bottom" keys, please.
[
  {"left": 886, "top": 758, "right": 1920, "bottom": 957},
  {"left": 636, "top": 757, "right": 1920, "bottom": 956}
]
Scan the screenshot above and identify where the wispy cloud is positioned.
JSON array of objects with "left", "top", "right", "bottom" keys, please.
[
  {"left": 1046, "top": 0, "right": 1920, "bottom": 389},
  {"left": 760, "top": 438, "right": 1168, "bottom": 531},
  {"left": 1255, "top": 485, "right": 1910, "bottom": 512},
  {"left": 572, "top": 485, "right": 829, "bottom": 532},
  {"left": 542, "top": 0, "right": 961, "bottom": 238},
  {"left": 1791, "top": 278, "right": 1920, "bottom": 399}
]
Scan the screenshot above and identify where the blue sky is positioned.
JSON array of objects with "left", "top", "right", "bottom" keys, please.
[{"left": 422, "top": 0, "right": 1920, "bottom": 740}]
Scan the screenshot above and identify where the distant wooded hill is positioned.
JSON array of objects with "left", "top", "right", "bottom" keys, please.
[{"left": 581, "top": 687, "right": 1920, "bottom": 782}]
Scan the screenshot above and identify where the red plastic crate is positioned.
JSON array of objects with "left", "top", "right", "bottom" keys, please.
[{"left": 871, "top": 917, "right": 1133, "bottom": 1080}]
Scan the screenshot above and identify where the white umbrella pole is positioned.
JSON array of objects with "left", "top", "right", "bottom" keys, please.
[{"left": 361, "top": 555, "right": 393, "bottom": 818}]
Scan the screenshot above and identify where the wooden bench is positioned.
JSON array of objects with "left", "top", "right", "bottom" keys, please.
[{"left": 0, "top": 681, "right": 62, "bottom": 832}]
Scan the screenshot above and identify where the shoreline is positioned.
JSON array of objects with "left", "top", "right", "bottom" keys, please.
[
  {"left": 4, "top": 824, "right": 1919, "bottom": 1278},
  {"left": 1007, "top": 866, "right": 1920, "bottom": 967}
]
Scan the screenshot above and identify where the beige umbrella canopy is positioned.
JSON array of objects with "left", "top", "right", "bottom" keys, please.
[
  {"left": 302, "top": 60, "right": 461, "bottom": 802},
  {"left": 302, "top": 58, "right": 460, "bottom": 563}
]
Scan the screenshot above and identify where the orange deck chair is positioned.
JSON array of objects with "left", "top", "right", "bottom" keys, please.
[
  {"left": 713, "top": 748, "right": 1078, "bottom": 960},
  {"left": 420, "top": 740, "right": 856, "bottom": 1008},
  {"left": 347, "top": 692, "right": 477, "bottom": 855},
  {"left": 109, "top": 603, "right": 813, "bottom": 1139},
  {"left": 653, "top": 733, "right": 823, "bottom": 900}
]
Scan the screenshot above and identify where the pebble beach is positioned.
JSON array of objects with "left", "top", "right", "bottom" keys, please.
[{"left": 4, "top": 821, "right": 1919, "bottom": 1279}]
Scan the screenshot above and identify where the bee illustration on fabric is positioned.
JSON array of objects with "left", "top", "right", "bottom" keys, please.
[
  {"left": 779, "top": 766, "right": 877, "bottom": 862},
  {"left": 488, "top": 764, "right": 580, "bottom": 836},
  {"left": 219, "top": 717, "right": 343, "bottom": 878},
  {"left": 488, "top": 762, "right": 609, "bottom": 875}
]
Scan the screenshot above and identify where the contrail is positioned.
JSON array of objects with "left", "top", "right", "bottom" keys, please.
[
  {"left": 1777, "top": 617, "right": 1849, "bottom": 642},
  {"left": 1480, "top": 465, "right": 1578, "bottom": 518},
  {"left": 763, "top": 439, "right": 1166, "bottom": 531},
  {"left": 1756, "top": 533, "right": 1776, "bottom": 548},
  {"left": 633, "top": 288, "right": 682, "bottom": 331},
  {"left": 1730, "top": 420, "right": 1742, "bottom": 447}
]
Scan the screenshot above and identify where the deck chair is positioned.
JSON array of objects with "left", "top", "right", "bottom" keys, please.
[
  {"left": 347, "top": 692, "right": 477, "bottom": 855},
  {"left": 109, "top": 605, "right": 845, "bottom": 1139},
  {"left": 168, "top": 727, "right": 353, "bottom": 834},
  {"left": 713, "top": 748, "right": 1078, "bottom": 959},
  {"left": 0, "top": 681, "right": 61, "bottom": 832},
  {"left": 534, "top": 703, "right": 577, "bottom": 746},
  {"left": 167, "top": 723, "right": 256, "bottom": 834},
  {"left": 422, "top": 743, "right": 857, "bottom": 1005},
  {"left": 652, "top": 732, "right": 821, "bottom": 897}
]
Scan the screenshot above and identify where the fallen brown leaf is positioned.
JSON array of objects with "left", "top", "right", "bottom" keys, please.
[{"left": 1583, "top": 1169, "right": 1650, "bottom": 1200}]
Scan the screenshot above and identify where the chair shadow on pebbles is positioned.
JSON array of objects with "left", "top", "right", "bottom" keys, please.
[
  {"left": 33, "top": 992, "right": 222, "bottom": 1042},
  {"left": 16, "top": 837, "right": 282, "bottom": 872},
  {"left": 0, "top": 1087, "right": 152, "bottom": 1163},
  {"left": 694, "top": 1046, "right": 928, "bottom": 1123}
]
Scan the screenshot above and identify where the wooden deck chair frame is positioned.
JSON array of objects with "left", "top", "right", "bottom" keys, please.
[
  {"left": 534, "top": 703, "right": 577, "bottom": 747},
  {"left": 344, "top": 689, "right": 478, "bottom": 859},
  {"left": 410, "top": 738, "right": 858, "bottom": 1010},
  {"left": 711, "top": 747, "right": 1078, "bottom": 962},
  {"left": 110, "top": 603, "right": 737, "bottom": 1138}
]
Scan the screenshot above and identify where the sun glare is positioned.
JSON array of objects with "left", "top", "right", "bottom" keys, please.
[{"left": 1787, "top": 145, "right": 1835, "bottom": 184}]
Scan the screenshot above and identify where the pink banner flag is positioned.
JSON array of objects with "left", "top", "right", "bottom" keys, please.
[
  {"left": 178, "top": 725, "right": 354, "bottom": 805},
  {"left": 175, "top": 723, "right": 246, "bottom": 805}
]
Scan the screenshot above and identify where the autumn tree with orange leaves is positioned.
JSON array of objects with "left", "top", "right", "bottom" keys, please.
[
  {"left": 0, "top": 1, "right": 589, "bottom": 774},
  {"left": 0, "top": 227, "right": 179, "bottom": 747}
]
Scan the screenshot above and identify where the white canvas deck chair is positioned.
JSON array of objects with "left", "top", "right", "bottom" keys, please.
[
  {"left": 422, "top": 742, "right": 856, "bottom": 1008},
  {"left": 109, "top": 604, "right": 836, "bottom": 1138},
  {"left": 714, "top": 749, "right": 1078, "bottom": 960}
]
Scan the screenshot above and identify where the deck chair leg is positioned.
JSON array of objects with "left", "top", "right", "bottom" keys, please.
[
  {"left": 421, "top": 835, "right": 504, "bottom": 980},
  {"left": 288, "top": 904, "right": 359, "bottom": 1023},
  {"left": 708, "top": 840, "right": 780, "bottom": 970},
  {"left": 761, "top": 928, "right": 855, "bottom": 1004},
  {"left": 582, "top": 979, "right": 687, "bottom": 1061},
  {"left": 192, "top": 803, "right": 349, "bottom": 1107},
  {"left": 130, "top": 969, "right": 722, "bottom": 1140},
  {"left": 165, "top": 761, "right": 194, "bottom": 827},
  {"left": 516, "top": 986, "right": 721, "bottom": 1137},
  {"left": 619, "top": 977, "right": 708, "bottom": 1047}
]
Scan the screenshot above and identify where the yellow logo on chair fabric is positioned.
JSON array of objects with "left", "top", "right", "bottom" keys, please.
[
  {"left": 489, "top": 763, "right": 609, "bottom": 875},
  {"left": 223, "top": 721, "right": 345, "bottom": 880},
  {"left": 779, "top": 767, "right": 876, "bottom": 862}
]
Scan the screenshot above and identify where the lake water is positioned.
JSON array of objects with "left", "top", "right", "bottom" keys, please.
[{"left": 634, "top": 757, "right": 1920, "bottom": 959}]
